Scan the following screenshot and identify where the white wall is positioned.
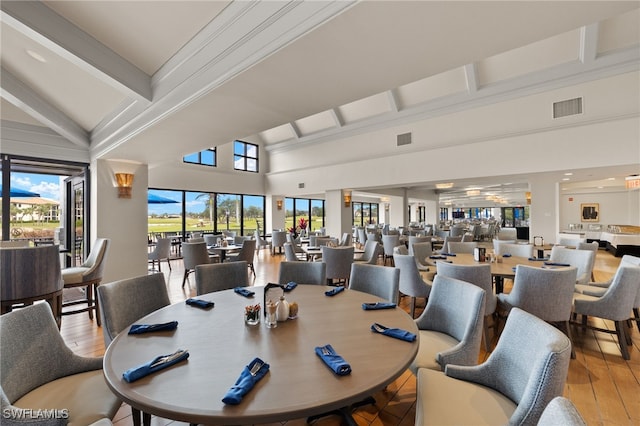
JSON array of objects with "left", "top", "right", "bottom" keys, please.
[{"left": 559, "top": 190, "right": 640, "bottom": 229}]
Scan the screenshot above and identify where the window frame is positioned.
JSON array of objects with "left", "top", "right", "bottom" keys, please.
[
  {"left": 183, "top": 148, "right": 216, "bottom": 167},
  {"left": 233, "top": 140, "right": 259, "bottom": 173}
]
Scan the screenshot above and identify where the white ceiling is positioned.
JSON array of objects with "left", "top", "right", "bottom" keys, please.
[{"left": 1, "top": 1, "right": 639, "bottom": 206}]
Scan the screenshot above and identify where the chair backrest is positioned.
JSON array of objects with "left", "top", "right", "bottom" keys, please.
[
  {"left": 496, "top": 228, "right": 517, "bottom": 240},
  {"left": 492, "top": 239, "right": 516, "bottom": 254},
  {"left": 283, "top": 242, "right": 300, "bottom": 261},
  {"left": 222, "top": 230, "right": 236, "bottom": 238},
  {"left": 393, "top": 253, "right": 431, "bottom": 298},
  {"left": 435, "top": 229, "right": 449, "bottom": 239},
  {"left": 339, "top": 233, "right": 352, "bottom": 246},
  {"left": 359, "top": 240, "right": 380, "bottom": 264},
  {"left": 152, "top": 237, "right": 172, "bottom": 259},
  {"left": 235, "top": 239, "right": 256, "bottom": 263},
  {"left": 447, "top": 241, "right": 478, "bottom": 254},
  {"left": 415, "top": 275, "right": 486, "bottom": 367},
  {"left": 496, "top": 243, "right": 533, "bottom": 258},
  {"left": 537, "top": 397, "right": 587, "bottom": 426},
  {"left": 195, "top": 261, "right": 248, "bottom": 295},
  {"left": 0, "top": 245, "right": 62, "bottom": 302},
  {"left": 505, "top": 265, "right": 577, "bottom": 322},
  {"left": 460, "top": 233, "right": 474, "bottom": 242},
  {"left": 182, "top": 241, "right": 211, "bottom": 270},
  {"left": 0, "top": 303, "right": 83, "bottom": 402},
  {"left": 393, "top": 245, "right": 408, "bottom": 255},
  {"left": 349, "top": 263, "right": 400, "bottom": 304},
  {"left": 81, "top": 238, "right": 110, "bottom": 281},
  {"left": 204, "top": 234, "right": 218, "bottom": 246},
  {"left": 549, "top": 246, "right": 595, "bottom": 284},
  {"left": 576, "top": 265, "right": 640, "bottom": 320},
  {"left": 234, "top": 235, "right": 250, "bottom": 246},
  {"left": 321, "top": 246, "right": 354, "bottom": 281},
  {"left": 357, "top": 228, "right": 367, "bottom": 244},
  {"left": 97, "top": 273, "right": 170, "bottom": 347},
  {"left": 408, "top": 235, "right": 431, "bottom": 250},
  {"left": 442, "top": 235, "right": 462, "bottom": 252},
  {"left": 577, "top": 241, "right": 598, "bottom": 252},
  {"left": 381, "top": 234, "right": 400, "bottom": 256},
  {"left": 449, "top": 225, "right": 466, "bottom": 237},
  {"left": 446, "top": 308, "right": 571, "bottom": 425},
  {"left": 188, "top": 237, "right": 205, "bottom": 243},
  {"left": 411, "top": 242, "right": 433, "bottom": 267},
  {"left": 271, "top": 230, "right": 287, "bottom": 247},
  {"left": 557, "top": 237, "right": 586, "bottom": 247},
  {"left": 435, "top": 262, "right": 496, "bottom": 315},
  {"left": 278, "top": 261, "right": 327, "bottom": 285}
]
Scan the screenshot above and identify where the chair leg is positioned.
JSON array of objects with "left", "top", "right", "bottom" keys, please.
[
  {"left": 181, "top": 270, "right": 189, "bottom": 288},
  {"left": 410, "top": 297, "right": 416, "bottom": 319},
  {"left": 167, "top": 258, "right": 172, "bottom": 271},
  {"left": 614, "top": 321, "right": 631, "bottom": 360},
  {"left": 634, "top": 308, "right": 640, "bottom": 332}
]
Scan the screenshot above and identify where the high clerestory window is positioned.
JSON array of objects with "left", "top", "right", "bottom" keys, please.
[
  {"left": 183, "top": 148, "right": 216, "bottom": 167},
  {"left": 233, "top": 140, "right": 258, "bottom": 172}
]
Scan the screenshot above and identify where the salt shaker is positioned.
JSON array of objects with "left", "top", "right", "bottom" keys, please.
[{"left": 276, "top": 295, "right": 289, "bottom": 322}]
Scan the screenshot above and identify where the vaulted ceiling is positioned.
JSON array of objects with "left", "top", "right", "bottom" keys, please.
[{"left": 2, "top": 1, "right": 639, "bottom": 205}]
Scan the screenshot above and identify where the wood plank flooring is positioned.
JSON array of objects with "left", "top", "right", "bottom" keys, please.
[{"left": 59, "top": 246, "right": 639, "bottom": 426}]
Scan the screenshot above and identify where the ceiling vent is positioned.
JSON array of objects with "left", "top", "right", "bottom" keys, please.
[
  {"left": 298, "top": 183, "right": 305, "bottom": 189},
  {"left": 397, "top": 132, "right": 412, "bottom": 146},
  {"left": 553, "top": 97, "right": 582, "bottom": 119}
]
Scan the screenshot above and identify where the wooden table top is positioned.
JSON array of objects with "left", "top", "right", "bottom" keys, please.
[
  {"left": 435, "top": 253, "right": 550, "bottom": 278},
  {"left": 103, "top": 285, "right": 418, "bottom": 425}
]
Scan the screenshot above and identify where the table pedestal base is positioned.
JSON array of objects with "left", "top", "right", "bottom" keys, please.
[{"left": 306, "top": 396, "right": 375, "bottom": 426}]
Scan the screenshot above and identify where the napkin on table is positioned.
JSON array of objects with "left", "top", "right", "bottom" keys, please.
[
  {"left": 544, "top": 261, "right": 571, "bottom": 267},
  {"left": 429, "top": 255, "right": 447, "bottom": 259},
  {"left": 440, "top": 253, "right": 457, "bottom": 257},
  {"left": 314, "top": 344, "right": 351, "bottom": 376},
  {"left": 502, "top": 253, "right": 512, "bottom": 257},
  {"left": 122, "top": 349, "right": 189, "bottom": 383},
  {"left": 222, "top": 357, "right": 270, "bottom": 405},
  {"left": 234, "top": 287, "right": 255, "bottom": 297},
  {"left": 128, "top": 321, "right": 178, "bottom": 335},
  {"left": 370, "top": 323, "right": 417, "bottom": 342},
  {"left": 528, "top": 257, "right": 549, "bottom": 261},
  {"left": 324, "top": 287, "right": 345, "bottom": 297},
  {"left": 186, "top": 298, "right": 214, "bottom": 309},
  {"left": 283, "top": 281, "right": 297, "bottom": 292},
  {"left": 362, "top": 302, "right": 396, "bottom": 310}
]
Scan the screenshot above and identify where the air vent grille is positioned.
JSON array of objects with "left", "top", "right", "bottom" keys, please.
[
  {"left": 397, "top": 132, "right": 412, "bottom": 146},
  {"left": 553, "top": 97, "right": 582, "bottom": 119},
  {"left": 298, "top": 183, "right": 305, "bottom": 189}
]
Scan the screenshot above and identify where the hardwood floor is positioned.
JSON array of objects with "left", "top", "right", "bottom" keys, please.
[{"left": 59, "top": 246, "right": 639, "bottom": 426}]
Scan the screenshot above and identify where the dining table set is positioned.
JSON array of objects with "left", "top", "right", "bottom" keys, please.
[{"left": 103, "top": 284, "right": 418, "bottom": 425}]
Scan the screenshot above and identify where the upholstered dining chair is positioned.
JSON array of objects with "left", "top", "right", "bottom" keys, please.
[
  {"left": 572, "top": 265, "right": 640, "bottom": 360},
  {"left": 494, "top": 242, "right": 533, "bottom": 258},
  {"left": 225, "top": 239, "right": 256, "bottom": 275},
  {"left": 549, "top": 246, "right": 595, "bottom": 284},
  {"left": 321, "top": 246, "right": 354, "bottom": 285},
  {"left": 415, "top": 308, "right": 571, "bottom": 426},
  {"left": 349, "top": 263, "right": 400, "bottom": 304},
  {"left": 278, "top": 261, "right": 327, "bottom": 285},
  {"left": 148, "top": 237, "right": 172, "bottom": 272},
  {"left": 411, "top": 241, "right": 433, "bottom": 272},
  {"left": 492, "top": 238, "right": 516, "bottom": 254},
  {"left": 496, "top": 227, "right": 518, "bottom": 240},
  {"left": 497, "top": 265, "right": 578, "bottom": 358},
  {"left": 381, "top": 234, "right": 401, "bottom": 265},
  {"left": 439, "top": 235, "right": 462, "bottom": 253},
  {"left": 339, "top": 232, "right": 352, "bottom": 246},
  {"left": 253, "top": 230, "right": 271, "bottom": 252},
  {"left": 356, "top": 227, "right": 367, "bottom": 246},
  {"left": 271, "top": 230, "right": 287, "bottom": 255},
  {"left": 61, "top": 238, "right": 110, "bottom": 325},
  {"left": 435, "top": 262, "right": 497, "bottom": 352},
  {"left": 577, "top": 241, "right": 599, "bottom": 280},
  {"left": 181, "top": 241, "right": 214, "bottom": 288},
  {"left": 283, "top": 242, "right": 302, "bottom": 262},
  {"left": 537, "top": 397, "right": 586, "bottom": 426},
  {"left": 394, "top": 253, "right": 432, "bottom": 318},
  {"left": 408, "top": 236, "right": 431, "bottom": 252},
  {"left": 0, "top": 303, "right": 121, "bottom": 425},
  {"left": 195, "top": 261, "right": 249, "bottom": 295},
  {"left": 446, "top": 241, "right": 478, "bottom": 254},
  {"left": 352, "top": 240, "right": 380, "bottom": 264},
  {"left": 410, "top": 274, "right": 485, "bottom": 373}
]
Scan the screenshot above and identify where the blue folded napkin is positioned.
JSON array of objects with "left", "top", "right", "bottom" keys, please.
[
  {"left": 362, "top": 302, "right": 396, "bottom": 310},
  {"left": 128, "top": 321, "right": 178, "bottom": 335},
  {"left": 544, "top": 261, "right": 571, "bottom": 267},
  {"left": 502, "top": 253, "right": 512, "bottom": 257},
  {"left": 440, "top": 253, "right": 457, "bottom": 257},
  {"left": 429, "top": 255, "right": 447, "bottom": 259},
  {"left": 234, "top": 287, "right": 255, "bottom": 297},
  {"left": 371, "top": 323, "right": 417, "bottom": 342},
  {"left": 314, "top": 344, "right": 351, "bottom": 376},
  {"left": 122, "top": 349, "right": 189, "bottom": 383},
  {"left": 512, "top": 267, "right": 517, "bottom": 272},
  {"left": 325, "top": 286, "right": 345, "bottom": 297},
  {"left": 222, "top": 357, "right": 270, "bottom": 405},
  {"left": 186, "top": 298, "right": 214, "bottom": 309},
  {"left": 528, "top": 257, "right": 549, "bottom": 261},
  {"left": 283, "top": 281, "right": 297, "bottom": 292}
]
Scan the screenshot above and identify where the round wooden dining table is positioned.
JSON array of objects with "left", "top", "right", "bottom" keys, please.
[{"left": 103, "top": 285, "right": 418, "bottom": 425}]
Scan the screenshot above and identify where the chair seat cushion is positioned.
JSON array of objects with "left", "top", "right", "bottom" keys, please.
[
  {"left": 61, "top": 267, "right": 90, "bottom": 285},
  {"left": 410, "top": 330, "right": 459, "bottom": 373},
  {"left": 13, "top": 370, "right": 120, "bottom": 426},
  {"left": 574, "top": 284, "right": 606, "bottom": 297},
  {"left": 416, "top": 368, "right": 515, "bottom": 425}
]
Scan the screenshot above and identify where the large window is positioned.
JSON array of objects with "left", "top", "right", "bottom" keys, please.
[
  {"left": 352, "top": 202, "right": 378, "bottom": 226},
  {"left": 183, "top": 148, "right": 216, "bottom": 167},
  {"left": 234, "top": 140, "right": 258, "bottom": 172},
  {"left": 285, "top": 197, "right": 325, "bottom": 234}
]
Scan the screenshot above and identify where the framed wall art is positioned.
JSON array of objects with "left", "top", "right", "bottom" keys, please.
[{"left": 581, "top": 203, "right": 599, "bottom": 222}]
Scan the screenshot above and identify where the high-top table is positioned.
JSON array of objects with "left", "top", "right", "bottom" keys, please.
[{"left": 103, "top": 285, "right": 418, "bottom": 425}]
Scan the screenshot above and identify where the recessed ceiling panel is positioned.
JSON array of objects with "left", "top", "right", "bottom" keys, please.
[
  {"left": 1, "top": 98, "right": 43, "bottom": 126},
  {"left": 598, "top": 8, "right": 640, "bottom": 54},
  {"left": 339, "top": 92, "right": 391, "bottom": 124},
  {"left": 259, "top": 123, "right": 296, "bottom": 145},
  {"left": 295, "top": 110, "right": 337, "bottom": 135},
  {"left": 396, "top": 67, "right": 467, "bottom": 108}
]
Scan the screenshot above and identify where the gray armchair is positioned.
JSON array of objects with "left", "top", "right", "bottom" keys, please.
[
  {"left": 225, "top": 239, "right": 256, "bottom": 276},
  {"left": 381, "top": 234, "right": 400, "bottom": 265},
  {"left": 271, "top": 230, "right": 287, "bottom": 255},
  {"left": 537, "top": 397, "right": 586, "bottom": 426},
  {"left": 148, "top": 237, "right": 172, "bottom": 272},
  {"left": 253, "top": 230, "right": 271, "bottom": 252},
  {"left": 415, "top": 308, "right": 571, "bottom": 425},
  {"left": 278, "top": 261, "right": 326, "bottom": 285},
  {"left": 353, "top": 240, "right": 380, "bottom": 265},
  {"left": 410, "top": 275, "right": 485, "bottom": 373},
  {"left": 321, "top": 246, "right": 354, "bottom": 286},
  {"left": 0, "top": 303, "right": 121, "bottom": 425},
  {"left": 195, "top": 261, "right": 249, "bottom": 295},
  {"left": 549, "top": 246, "right": 595, "bottom": 285},
  {"left": 181, "top": 241, "right": 214, "bottom": 288},
  {"left": 393, "top": 253, "right": 432, "bottom": 318},
  {"left": 435, "top": 262, "right": 497, "bottom": 352},
  {"left": 572, "top": 265, "right": 640, "bottom": 360},
  {"left": 349, "top": 263, "right": 400, "bottom": 304}
]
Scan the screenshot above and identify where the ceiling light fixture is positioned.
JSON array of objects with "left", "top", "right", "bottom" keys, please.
[
  {"left": 26, "top": 49, "right": 47, "bottom": 63},
  {"left": 435, "top": 183, "right": 454, "bottom": 189},
  {"left": 466, "top": 190, "right": 480, "bottom": 196},
  {"left": 564, "top": 172, "right": 573, "bottom": 176}
]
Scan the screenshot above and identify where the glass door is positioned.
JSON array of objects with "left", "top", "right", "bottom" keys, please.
[{"left": 64, "top": 174, "right": 87, "bottom": 266}]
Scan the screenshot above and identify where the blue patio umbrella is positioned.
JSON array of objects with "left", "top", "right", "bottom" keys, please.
[
  {"left": 0, "top": 185, "right": 41, "bottom": 197},
  {"left": 148, "top": 193, "right": 179, "bottom": 204}
]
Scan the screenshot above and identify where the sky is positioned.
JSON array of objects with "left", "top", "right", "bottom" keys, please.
[{"left": 11, "top": 173, "right": 62, "bottom": 201}]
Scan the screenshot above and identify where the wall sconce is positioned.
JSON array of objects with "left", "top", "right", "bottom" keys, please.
[
  {"left": 115, "top": 173, "right": 134, "bottom": 198},
  {"left": 343, "top": 191, "right": 352, "bottom": 207},
  {"left": 525, "top": 191, "right": 532, "bottom": 205},
  {"left": 385, "top": 203, "right": 390, "bottom": 212},
  {"left": 276, "top": 199, "right": 283, "bottom": 210}
]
